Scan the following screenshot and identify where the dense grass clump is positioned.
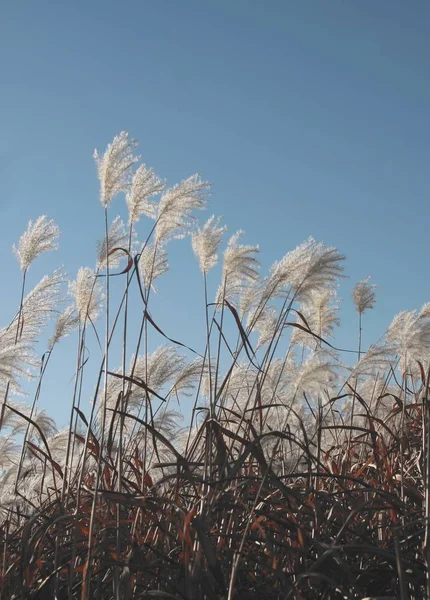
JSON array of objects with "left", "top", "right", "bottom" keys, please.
[{"left": 0, "top": 132, "right": 429, "bottom": 599}]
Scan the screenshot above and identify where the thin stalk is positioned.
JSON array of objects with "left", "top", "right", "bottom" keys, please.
[{"left": 85, "top": 207, "right": 110, "bottom": 600}]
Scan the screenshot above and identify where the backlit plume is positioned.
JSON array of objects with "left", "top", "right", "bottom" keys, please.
[
  {"left": 13, "top": 216, "right": 60, "bottom": 272},
  {"left": 352, "top": 277, "right": 377, "bottom": 314},
  {"left": 94, "top": 131, "right": 139, "bottom": 208},
  {"left": 68, "top": 267, "right": 104, "bottom": 324},
  {"left": 48, "top": 305, "right": 79, "bottom": 350},
  {"left": 155, "top": 174, "right": 210, "bottom": 243},
  {"left": 96, "top": 216, "right": 136, "bottom": 270},
  {"left": 269, "top": 237, "right": 344, "bottom": 300},
  {"left": 291, "top": 289, "right": 340, "bottom": 348},
  {"left": 192, "top": 215, "right": 226, "bottom": 274},
  {"left": 218, "top": 231, "right": 260, "bottom": 301},
  {"left": 139, "top": 243, "right": 169, "bottom": 292},
  {"left": 126, "top": 163, "right": 165, "bottom": 225}
]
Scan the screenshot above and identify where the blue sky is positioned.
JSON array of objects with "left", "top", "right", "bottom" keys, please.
[{"left": 1, "top": 1, "right": 429, "bottom": 425}]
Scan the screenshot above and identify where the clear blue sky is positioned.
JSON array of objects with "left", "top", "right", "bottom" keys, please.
[{"left": 1, "top": 1, "right": 429, "bottom": 425}]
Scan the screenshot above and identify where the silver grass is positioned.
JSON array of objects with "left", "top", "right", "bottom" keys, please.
[
  {"left": 0, "top": 340, "right": 35, "bottom": 394},
  {"left": 251, "top": 306, "right": 279, "bottom": 349},
  {"left": 97, "top": 374, "right": 131, "bottom": 433},
  {"left": 69, "top": 267, "right": 104, "bottom": 324},
  {"left": 197, "top": 361, "right": 217, "bottom": 399},
  {"left": 191, "top": 215, "right": 226, "bottom": 274},
  {"left": 355, "top": 378, "right": 394, "bottom": 420},
  {"left": 99, "top": 347, "right": 188, "bottom": 431},
  {"left": 0, "top": 270, "right": 64, "bottom": 391},
  {"left": 168, "top": 358, "right": 205, "bottom": 397},
  {"left": 94, "top": 131, "right": 139, "bottom": 208},
  {"left": 126, "top": 163, "right": 166, "bottom": 225},
  {"left": 217, "top": 231, "right": 260, "bottom": 302},
  {"left": 133, "top": 346, "right": 185, "bottom": 393},
  {"left": 48, "top": 305, "right": 79, "bottom": 350},
  {"left": 387, "top": 307, "right": 430, "bottom": 372},
  {"left": 419, "top": 302, "right": 430, "bottom": 319},
  {"left": 350, "top": 342, "right": 396, "bottom": 378},
  {"left": 132, "top": 409, "right": 183, "bottom": 469},
  {"left": 139, "top": 243, "right": 169, "bottom": 292},
  {"left": 18, "top": 269, "right": 65, "bottom": 343},
  {"left": 0, "top": 400, "right": 30, "bottom": 434},
  {"left": 269, "top": 237, "right": 344, "bottom": 300},
  {"left": 13, "top": 215, "right": 60, "bottom": 272},
  {"left": 294, "top": 350, "right": 339, "bottom": 398},
  {"left": 29, "top": 409, "right": 57, "bottom": 440},
  {"left": 291, "top": 289, "right": 340, "bottom": 348},
  {"left": 239, "top": 278, "right": 265, "bottom": 318},
  {"left": 0, "top": 436, "right": 19, "bottom": 469},
  {"left": 219, "top": 363, "right": 260, "bottom": 411},
  {"left": 47, "top": 428, "right": 71, "bottom": 458},
  {"left": 264, "top": 355, "right": 298, "bottom": 399},
  {"left": 96, "top": 215, "right": 137, "bottom": 270},
  {"left": 352, "top": 277, "right": 377, "bottom": 314},
  {"left": 155, "top": 174, "right": 210, "bottom": 243}
]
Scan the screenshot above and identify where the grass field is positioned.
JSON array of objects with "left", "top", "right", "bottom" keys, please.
[{"left": 0, "top": 132, "right": 428, "bottom": 599}]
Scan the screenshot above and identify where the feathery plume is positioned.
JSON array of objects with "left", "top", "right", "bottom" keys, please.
[
  {"left": 126, "top": 163, "right": 165, "bottom": 225},
  {"left": 139, "top": 243, "right": 169, "bottom": 292},
  {"left": 155, "top": 174, "right": 210, "bottom": 243},
  {"left": 291, "top": 289, "right": 340, "bottom": 348},
  {"left": 352, "top": 277, "right": 377, "bottom": 314},
  {"left": 253, "top": 306, "right": 279, "bottom": 349},
  {"left": 27, "top": 410, "right": 57, "bottom": 441},
  {"left": 133, "top": 346, "right": 185, "bottom": 393},
  {"left": 191, "top": 216, "right": 226, "bottom": 274},
  {"left": 239, "top": 279, "right": 264, "bottom": 319},
  {"left": 94, "top": 131, "right": 139, "bottom": 208},
  {"left": 217, "top": 231, "right": 260, "bottom": 302},
  {"left": 2, "top": 269, "right": 65, "bottom": 350},
  {"left": 0, "top": 340, "right": 35, "bottom": 393},
  {"left": 0, "top": 275, "right": 61, "bottom": 395},
  {"left": 68, "top": 267, "right": 104, "bottom": 324},
  {"left": 294, "top": 350, "right": 338, "bottom": 398},
  {"left": 13, "top": 216, "right": 60, "bottom": 272},
  {"left": 387, "top": 307, "right": 430, "bottom": 372},
  {"left": 96, "top": 215, "right": 136, "bottom": 270},
  {"left": 169, "top": 358, "right": 205, "bottom": 397},
  {"left": 0, "top": 437, "right": 19, "bottom": 470},
  {"left": 48, "top": 305, "right": 79, "bottom": 350},
  {"left": 269, "top": 237, "right": 344, "bottom": 300},
  {"left": 350, "top": 342, "right": 396, "bottom": 378}
]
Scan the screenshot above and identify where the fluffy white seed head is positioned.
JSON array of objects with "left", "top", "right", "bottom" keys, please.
[
  {"left": 191, "top": 216, "right": 226, "bottom": 274},
  {"left": 133, "top": 346, "right": 185, "bottom": 393},
  {"left": 139, "top": 243, "right": 169, "bottom": 292},
  {"left": 68, "top": 267, "right": 104, "bottom": 325},
  {"left": 96, "top": 216, "right": 136, "bottom": 270},
  {"left": 14, "top": 269, "right": 64, "bottom": 346},
  {"left": 217, "top": 231, "right": 260, "bottom": 302},
  {"left": 155, "top": 174, "right": 210, "bottom": 243},
  {"left": 291, "top": 289, "right": 340, "bottom": 348},
  {"left": 126, "top": 163, "right": 165, "bottom": 225},
  {"left": 48, "top": 305, "right": 79, "bottom": 350},
  {"left": 387, "top": 307, "right": 430, "bottom": 371},
  {"left": 13, "top": 216, "right": 60, "bottom": 272},
  {"left": 269, "top": 237, "right": 344, "bottom": 300},
  {"left": 94, "top": 131, "right": 139, "bottom": 208},
  {"left": 0, "top": 339, "right": 35, "bottom": 394},
  {"left": 253, "top": 306, "right": 279, "bottom": 349},
  {"left": 350, "top": 342, "right": 396, "bottom": 378},
  {"left": 352, "top": 277, "right": 377, "bottom": 315},
  {"left": 294, "top": 350, "right": 338, "bottom": 399}
]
